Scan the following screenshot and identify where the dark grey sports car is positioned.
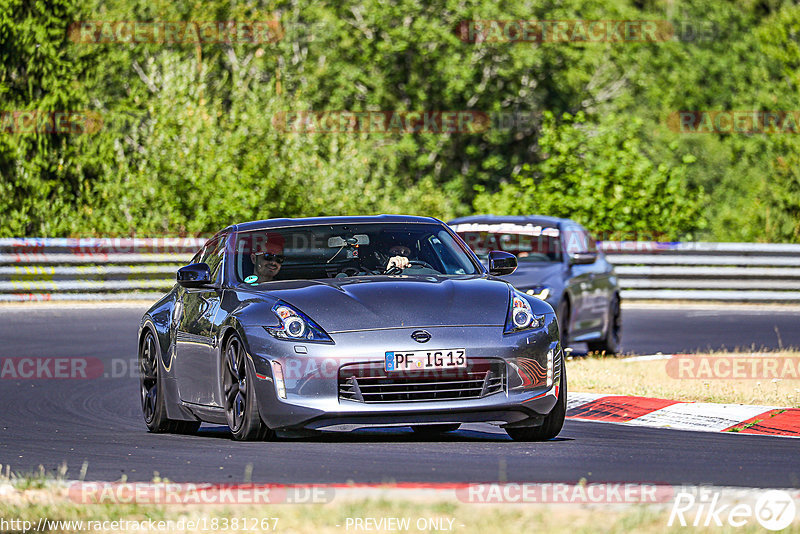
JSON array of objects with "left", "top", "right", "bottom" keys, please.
[
  {"left": 450, "top": 215, "right": 621, "bottom": 354},
  {"left": 138, "top": 215, "right": 565, "bottom": 441}
]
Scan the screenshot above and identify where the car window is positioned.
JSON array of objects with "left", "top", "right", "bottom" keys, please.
[
  {"left": 199, "top": 235, "right": 225, "bottom": 284},
  {"left": 452, "top": 223, "right": 562, "bottom": 262},
  {"left": 427, "top": 230, "right": 474, "bottom": 275},
  {"left": 584, "top": 229, "right": 598, "bottom": 253},
  {"left": 233, "top": 223, "right": 479, "bottom": 283},
  {"left": 564, "top": 226, "right": 589, "bottom": 255},
  {"left": 563, "top": 226, "right": 597, "bottom": 255}
]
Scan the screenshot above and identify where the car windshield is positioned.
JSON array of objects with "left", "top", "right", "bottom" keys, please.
[
  {"left": 233, "top": 223, "right": 479, "bottom": 283},
  {"left": 453, "top": 223, "right": 562, "bottom": 263}
]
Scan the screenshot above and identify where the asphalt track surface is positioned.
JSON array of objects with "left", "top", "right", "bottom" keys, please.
[{"left": 1, "top": 304, "right": 798, "bottom": 487}]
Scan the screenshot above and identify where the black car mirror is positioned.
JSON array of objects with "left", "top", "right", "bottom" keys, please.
[
  {"left": 488, "top": 251, "right": 517, "bottom": 276},
  {"left": 177, "top": 263, "right": 213, "bottom": 288},
  {"left": 569, "top": 252, "right": 598, "bottom": 265}
]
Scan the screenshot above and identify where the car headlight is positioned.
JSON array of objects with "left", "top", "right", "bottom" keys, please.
[
  {"left": 504, "top": 289, "right": 545, "bottom": 333},
  {"left": 265, "top": 301, "right": 333, "bottom": 343},
  {"left": 525, "top": 286, "right": 550, "bottom": 301}
]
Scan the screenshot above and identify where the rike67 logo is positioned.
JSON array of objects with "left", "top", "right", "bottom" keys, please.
[{"left": 669, "top": 488, "right": 797, "bottom": 530}]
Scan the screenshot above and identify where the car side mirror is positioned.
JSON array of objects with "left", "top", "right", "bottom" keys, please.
[
  {"left": 569, "top": 252, "right": 598, "bottom": 265},
  {"left": 177, "top": 262, "right": 213, "bottom": 288},
  {"left": 488, "top": 251, "right": 517, "bottom": 276}
]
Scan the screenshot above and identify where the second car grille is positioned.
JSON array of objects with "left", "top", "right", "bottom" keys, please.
[{"left": 338, "top": 359, "right": 505, "bottom": 403}]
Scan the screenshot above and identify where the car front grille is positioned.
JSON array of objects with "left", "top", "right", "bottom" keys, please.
[{"left": 338, "top": 359, "right": 505, "bottom": 403}]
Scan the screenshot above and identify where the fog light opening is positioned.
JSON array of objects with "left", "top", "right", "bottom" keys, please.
[
  {"left": 270, "top": 361, "right": 287, "bottom": 399},
  {"left": 546, "top": 349, "right": 554, "bottom": 388}
]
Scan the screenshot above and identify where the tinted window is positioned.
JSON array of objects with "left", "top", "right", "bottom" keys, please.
[
  {"left": 199, "top": 235, "right": 225, "bottom": 283},
  {"left": 233, "top": 223, "right": 479, "bottom": 283},
  {"left": 452, "top": 223, "right": 562, "bottom": 262},
  {"left": 564, "top": 226, "right": 582, "bottom": 255},
  {"left": 563, "top": 226, "right": 596, "bottom": 255}
]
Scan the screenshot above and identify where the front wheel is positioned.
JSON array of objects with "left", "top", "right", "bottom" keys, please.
[
  {"left": 139, "top": 329, "right": 200, "bottom": 434},
  {"left": 506, "top": 364, "right": 567, "bottom": 442},
  {"left": 223, "top": 333, "right": 273, "bottom": 441}
]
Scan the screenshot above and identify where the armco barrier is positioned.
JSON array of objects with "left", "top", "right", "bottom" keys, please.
[
  {"left": 0, "top": 238, "right": 203, "bottom": 302},
  {"left": 600, "top": 241, "right": 800, "bottom": 301},
  {"left": 1, "top": 238, "right": 799, "bottom": 302}
]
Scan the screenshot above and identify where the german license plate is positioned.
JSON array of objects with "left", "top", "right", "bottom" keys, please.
[{"left": 385, "top": 349, "right": 466, "bottom": 372}]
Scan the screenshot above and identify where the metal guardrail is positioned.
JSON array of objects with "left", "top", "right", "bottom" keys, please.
[
  {"left": 600, "top": 241, "right": 800, "bottom": 301},
  {"left": 1, "top": 238, "right": 800, "bottom": 302},
  {"left": 0, "top": 238, "right": 202, "bottom": 302}
]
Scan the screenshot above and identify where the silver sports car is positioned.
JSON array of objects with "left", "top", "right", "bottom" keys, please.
[{"left": 138, "top": 215, "right": 566, "bottom": 441}]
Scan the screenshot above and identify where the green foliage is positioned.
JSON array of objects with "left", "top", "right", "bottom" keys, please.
[
  {"left": 0, "top": 0, "right": 101, "bottom": 235},
  {"left": 474, "top": 112, "right": 704, "bottom": 240},
  {"left": 79, "top": 52, "right": 403, "bottom": 234}
]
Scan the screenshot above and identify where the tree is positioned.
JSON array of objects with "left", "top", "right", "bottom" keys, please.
[
  {"left": 474, "top": 111, "right": 705, "bottom": 240},
  {"left": 0, "top": 0, "right": 100, "bottom": 235}
]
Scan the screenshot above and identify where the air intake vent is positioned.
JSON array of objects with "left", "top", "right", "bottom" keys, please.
[{"left": 338, "top": 359, "right": 505, "bottom": 403}]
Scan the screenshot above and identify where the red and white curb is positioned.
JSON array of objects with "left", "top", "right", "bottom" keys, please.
[{"left": 567, "top": 393, "right": 800, "bottom": 437}]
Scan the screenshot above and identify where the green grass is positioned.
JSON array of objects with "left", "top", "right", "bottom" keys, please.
[
  {"left": 2, "top": 491, "right": 797, "bottom": 533},
  {"left": 1, "top": 472, "right": 798, "bottom": 534},
  {"left": 569, "top": 350, "right": 800, "bottom": 407}
]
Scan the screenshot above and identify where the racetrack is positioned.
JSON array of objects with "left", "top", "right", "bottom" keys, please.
[{"left": 1, "top": 304, "right": 798, "bottom": 487}]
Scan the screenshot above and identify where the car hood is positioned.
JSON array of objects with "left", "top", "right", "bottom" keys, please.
[{"left": 242, "top": 275, "right": 516, "bottom": 333}]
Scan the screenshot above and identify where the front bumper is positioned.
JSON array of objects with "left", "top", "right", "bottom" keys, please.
[{"left": 242, "top": 317, "right": 561, "bottom": 430}]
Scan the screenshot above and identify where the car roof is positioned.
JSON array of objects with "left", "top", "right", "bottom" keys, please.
[
  {"left": 229, "top": 214, "right": 443, "bottom": 233},
  {"left": 448, "top": 214, "right": 569, "bottom": 227}
]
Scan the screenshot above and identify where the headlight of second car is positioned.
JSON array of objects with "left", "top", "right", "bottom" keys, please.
[
  {"left": 525, "top": 286, "right": 550, "bottom": 301},
  {"left": 265, "top": 301, "right": 333, "bottom": 343},
  {"left": 504, "top": 289, "right": 545, "bottom": 334}
]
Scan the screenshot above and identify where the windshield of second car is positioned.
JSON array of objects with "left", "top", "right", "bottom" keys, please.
[
  {"left": 454, "top": 224, "right": 562, "bottom": 263},
  {"left": 233, "top": 223, "right": 479, "bottom": 283}
]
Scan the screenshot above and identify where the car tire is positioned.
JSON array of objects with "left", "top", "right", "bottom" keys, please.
[
  {"left": 411, "top": 424, "right": 460, "bottom": 435},
  {"left": 587, "top": 294, "right": 621, "bottom": 355},
  {"left": 506, "top": 364, "right": 567, "bottom": 442},
  {"left": 139, "top": 329, "right": 201, "bottom": 434},
  {"left": 556, "top": 298, "right": 570, "bottom": 351},
  {"left": 223, "top": 333, "right": 274, "bottom": 441}
]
